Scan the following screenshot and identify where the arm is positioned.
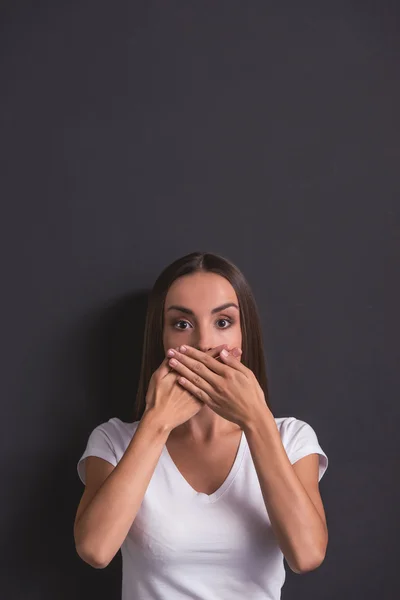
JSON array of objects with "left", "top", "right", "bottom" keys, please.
[
  {"left": 243, "top": 408, "right": 328, "bottom": 574},
  {"left": 74, "top": 410, "right": 170, "bottom": 568}
]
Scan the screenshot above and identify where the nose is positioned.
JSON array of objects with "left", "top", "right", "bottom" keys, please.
[
  {"left": 195, "top": 340, "right": 214, "bottom": 353},
  {"left": 193, "top": 327, "right": 218, "bottom": 353}
]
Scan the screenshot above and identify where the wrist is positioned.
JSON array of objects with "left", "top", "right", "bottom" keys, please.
[
  {"left": 243, "top": 403, "right": 276, "bottom": 435},
  {"left": 140, "top": 408, "right": 172, "bottom": 438}
]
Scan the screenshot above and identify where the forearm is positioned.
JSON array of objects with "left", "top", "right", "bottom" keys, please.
[
  {"left": 75, "top": 410, "right": 170, "bottom": 568},
  {"left": 243, "top": 408, "right": 327, "bottom": 574}
]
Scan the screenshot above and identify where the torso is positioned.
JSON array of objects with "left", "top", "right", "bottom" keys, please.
[{"left": 165, "top": 428, "right": 243, "bottom": 495}]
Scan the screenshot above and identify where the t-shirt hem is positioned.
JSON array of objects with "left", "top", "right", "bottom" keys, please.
[
  {"left": 289, "top": 446, "right": 328, "bottom": 482},
  {"left": 77, "top": 449, "right": 118, "bottom": 484}
]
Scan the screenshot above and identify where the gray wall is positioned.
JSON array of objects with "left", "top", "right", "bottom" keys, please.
[{"left": 1, "top": 1, "right": 398, "bottom": 598}]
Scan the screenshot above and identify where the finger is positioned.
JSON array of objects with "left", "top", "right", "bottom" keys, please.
[
  {"left": 168, "top": 352, "right": 223, "bottom": 389},
  {"left": 218, "top": 345, "right": 242, "bottom": 360},
  {"left": 163, "top": 345, "right": 238, "bottom": 379},
  {"left": 176, "top": 376, "right": 211, "bottom": 406},
  {"left": 171, "top": 346, "right": 227, "bottom": 377},
  {"left": 161, "top": 347, "right": 181, "bottom": 379},
  {"left": 207, "top": 345, "right": 241, "bottom": 362},
  {"left": 230, "top": 347, "right": 243, "bottom": 359},
  {"left": 172, "top": 345, "right": 247, "bottom": 377},
  {"left": 216, "top": 347, "right": 248, "bottom": 375},
  {"left": 207, "top": 344, "right": 229, "bottom": 360},
  {"left": 208, "top": 344, "right": 228, "bottom": 355},
  {"left": 159, "top": 355, "right": 173, "bottom": 378},
  {"left": 170, "top": 356, "right": 216, "bottom": 397},
  {"left": 206, "top": 345, "right": 243, "bottom": 362},
  {"left": 162, "top": 345, "right": 228, "bottom": 388}
]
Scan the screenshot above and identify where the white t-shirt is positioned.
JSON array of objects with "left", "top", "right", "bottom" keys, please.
[{"left": 77, "top": 416, "right": 328, "bottom": 600}]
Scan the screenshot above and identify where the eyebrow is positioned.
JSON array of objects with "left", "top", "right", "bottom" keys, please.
[{"left": 166, "top": 302, "right": 239, "bottom": 316}]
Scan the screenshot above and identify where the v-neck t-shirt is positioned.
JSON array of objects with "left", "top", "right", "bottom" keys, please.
[{"left": 77, "top": 415, "right": 328, "bottom": 600}]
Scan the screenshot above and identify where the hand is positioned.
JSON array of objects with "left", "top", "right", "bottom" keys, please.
[
  {"left": 166, "top": 345, "right": 269, "bottom": 428},
  {"left": 143, "top": 344, "right": 242, "bottom": 431}
]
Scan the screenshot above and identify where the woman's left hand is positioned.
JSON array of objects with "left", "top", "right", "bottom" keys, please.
[{"left": 166, "top": 345, "right": 270, "bottom": 429}]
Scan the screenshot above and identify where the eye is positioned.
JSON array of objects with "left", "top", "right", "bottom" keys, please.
[
  {"left": 173, "top": 318, "right": 234, "bottom": 331},
  {"left": 174, "top": 320, "right": 191, "bottom": 331},
  {"left": 216, "top": 318, "right": 232, "bottom": 328}
]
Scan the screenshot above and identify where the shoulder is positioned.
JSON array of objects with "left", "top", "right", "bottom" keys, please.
[
  {"left": 274, "top": 415, "right": 316, "bottom": 440},
  {"left": 92, "top": 416, "right": 140, "bottom": 437},
  {"left": 274, "top": 415, "right": 323, "bottom": 449},
  {"left": 77, "top": 418, "right": 142, "bottom": 484},
  {"left": 89, "top": 417, "right": 141, "bottom": 450},
  {"left": 81, "top": 417, "right": 141, "bottom": 461}
]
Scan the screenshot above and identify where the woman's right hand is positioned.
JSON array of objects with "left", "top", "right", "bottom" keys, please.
[{"left": 143, "top": 344, "right": 240, "bottom": 432}]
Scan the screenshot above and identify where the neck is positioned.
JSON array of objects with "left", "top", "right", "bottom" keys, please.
[{"left": 170, "top": 405, "right": 241, "bottom": 444}]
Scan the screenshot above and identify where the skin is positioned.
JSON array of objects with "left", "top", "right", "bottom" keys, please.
[{"left": 162, "top": 271, "right": 243, "bottom": 443}]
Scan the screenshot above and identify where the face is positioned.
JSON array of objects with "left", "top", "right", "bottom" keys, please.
[{"left": 163, "top": 272, "right": 242, "bottom": 359}]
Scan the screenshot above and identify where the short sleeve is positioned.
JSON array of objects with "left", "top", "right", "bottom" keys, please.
[
  {"left": 77, "top": 422, "right": 118, "bottom": 485},
  {"left": 282, "top": 417, "right": 328, "bottom": 482}
]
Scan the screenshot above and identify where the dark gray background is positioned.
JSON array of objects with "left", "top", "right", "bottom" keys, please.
[{"left": 1, "top": 1, "right": 399, "bottom": 598}]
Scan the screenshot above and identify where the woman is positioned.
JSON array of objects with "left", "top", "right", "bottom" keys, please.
[{"left": 74, "top": 251, "right": 329, "bottom": 600}]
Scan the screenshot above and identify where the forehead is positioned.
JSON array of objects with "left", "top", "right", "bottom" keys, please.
[{"left": 164, "top": 272, "right": 238, "bottom": 307}]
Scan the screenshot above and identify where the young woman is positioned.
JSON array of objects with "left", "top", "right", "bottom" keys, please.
[{"left": 74, "top": 251, "right": 329, "bottom": 599}]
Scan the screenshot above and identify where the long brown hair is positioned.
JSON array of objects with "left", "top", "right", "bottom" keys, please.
[{"left": 132, "top": 251, "right": 273, "bottom": 422}]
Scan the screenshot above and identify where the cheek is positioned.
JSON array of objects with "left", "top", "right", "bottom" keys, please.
[
  {"left": 163, "top": 328, "right": 187, "bottom": 351},
  {"left": 226, "top": 329, "right": 242, "bottom": 352},
  {"left": 228, "top": 324, "right": 242, "bottom": 343},
  {"left": 225, "top": 337, "right": 242, "bottom": 353},
  {"left": 162, "top": 329, "right": 171, "bottom": 352}
]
